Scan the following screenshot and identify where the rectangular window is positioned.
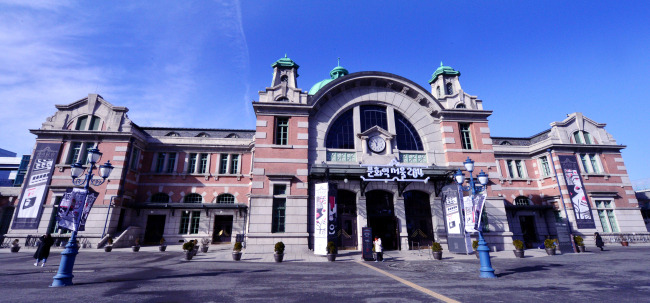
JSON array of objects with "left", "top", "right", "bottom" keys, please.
[
  {"left": 88, "top": 116, "right": 100, "bottom": 131},
  {"left": 595, "top": 200, "right": 619, "bottom": 233},
  {"left": 179, "top": 211, "right": 201, "bottom": 234},
  {"left": 580, "top": 153, "right": 601, "bottom": 174},
  {"left": 272, "top": 184, "right": 287, "bottom": 233},
  {"left": 230, "top": 154, "right": 240, "bottom": 174},
  {"left": 515, "top": 160, "right": 525, "bottom": 178},
  {"left": 199, "top": 154, "right": 208, "bottom": 174},
  {"left": 190, "top": 211, "right": 200, "bottom": 234},
  {"left": 179, "top": 211, "right": 190, "bottom": 234},
  {"left": 459, "top": 123, "right": 473, "bottom": 150},
  {"left": 166, "top": 153, "right": 176, "bottom": 173},
  {"left": 275, "top": 117, "right": 289, "bottom": 145},
  {"left": 188, "top": 153, "right": 197, "bottom": 173},
  {"left": 68, "top": 142, "right": 83, "bottom": 164},
  {"left": 219, "top": 154, "right": 228, "bottom": 174},
  {"left": 539, "top": 156, "right": 551, "bottom": 177},
  {"left": 129, "top": 147, "right": 140, "bottom": 171},
  {"left": 155, "top": 152, "right": 166, "bottom": 173},
  {"left": 506, "top": 160, "right": 526, "bottom": 178},
  {"left": 589, "top": 154, "right": 600, "bottom": 173}
]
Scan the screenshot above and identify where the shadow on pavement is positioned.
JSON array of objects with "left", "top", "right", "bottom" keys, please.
[{"left": 497, "top": 263, "right": 563, "bottom": 277}]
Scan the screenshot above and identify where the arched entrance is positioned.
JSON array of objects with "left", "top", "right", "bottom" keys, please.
[
  {"left": 404, "top": 190, "right": 435, "bottom": 249},
  {"left": 337, "top": 190, "right": 357, "bottom": 249},
  {"left": 366, "top": 190, "right": 398, "bottom": 250}
]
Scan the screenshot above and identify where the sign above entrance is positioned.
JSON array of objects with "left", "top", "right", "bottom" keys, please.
[{"left": 360, "top": 159, "right": 429, "bottom": 183}]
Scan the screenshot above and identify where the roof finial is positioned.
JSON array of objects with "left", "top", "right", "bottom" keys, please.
[
  {"left": 337, "top": 57, "right": 341, "bottom": 66},
  {"left": 440, "top": 61, "right": 444, "bottom": 67},
  {"left": 285, "top": 53, "right": 287, "bottom": 58}
]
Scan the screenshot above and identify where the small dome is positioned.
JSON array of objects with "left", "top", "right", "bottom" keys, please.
[
  {"left": 309, "top": 58, "right": 349, "bottom": 95},
  {"left": 428, "top": 62, "right": 460, "bottom": 84}
]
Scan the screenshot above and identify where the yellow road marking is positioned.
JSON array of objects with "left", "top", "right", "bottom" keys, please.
[{"left": 355, "top": 261, "right": 461, "bottom": 303}]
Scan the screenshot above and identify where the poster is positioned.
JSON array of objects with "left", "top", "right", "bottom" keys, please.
[
  {"left": 56, "top": 188, "right": 98, "bottom": 231},
  {"left": 464, "top": 193, "right": 487, "bottom": 233},
  {"left": 441, "top": 183, "right": 472, "bottom": 254},
  {"left": 12, "top": 142, "right": 61, "bottom": 229},
  {"left": 327, "top": 183, "right": 338, "bottom": 244},
  {"left": 314, "top": 183, "right": 328, "bottom": 255},
  {"left": 558, "top": 155, "right": 597, "bottom": 229}
]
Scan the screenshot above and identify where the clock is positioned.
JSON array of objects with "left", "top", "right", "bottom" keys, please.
[{"left": 368, "top": 136, "right": 386, "bottom": 153}]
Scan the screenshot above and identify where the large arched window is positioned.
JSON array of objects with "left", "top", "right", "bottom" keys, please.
[
  {"left": 184, "top": 193, "right": 203, "bottom": 203},
  {"left": 326, "top": 109, "right": 354, "bottom": 149},
  {"left": 151, "top": 193, "right": 170, "bottom": 203},
  {"left": 360, "top": 105, "right": 387, "bottom": 132},
  {"left": 217, "top": 194, "right": 235, "bottom": 204},
  {"left": 394, "top": 111, "right": 423, "bottom": 151}
]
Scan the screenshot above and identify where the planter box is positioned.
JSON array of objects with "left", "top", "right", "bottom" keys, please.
[
  {"left": 104, "top": 246, "right": 113, "bottom": 252},
  {"left": 514, "top": 249, "right": 525, "bottom": 258},
  {"left": 132, "top": 246, "right": 140, "bottom": 252},
  {"left": 10, "top": 246, "right": 20, "bottom": 253},
  {"left": 232, "top": 252, "right": 242, "bottom": 261},
  {"left": 201, "top": 245, "right": 209, "bottom": 253},
  {"left": 545, "top": 248, "right": 556, "bottom": 256},
  {"left": 327, "top": 254, "right": 336, "bottom": 262},
  {"left": 274, "top": 253, "right": 284, "bottom": 263},
  {"left": 159, "top": 245, "right": 167, "bottom": 252},
  {"left": 433, "top": 251, "right": 443, "bottom": 260},
  {"left": 185, "top": 251, "right": 194, "bottom": 261}
]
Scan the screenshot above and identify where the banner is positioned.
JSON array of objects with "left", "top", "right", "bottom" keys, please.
[
  {"left": 327, "top": 183, "right": 338, "bottom": 244},
  {"left": 314, "top": 183, "right": 328, "bottom": 255},
  {"left": 464, "top": 192, "right": 487, "bottom": 233},
  {"left": 558, "top": 155, "right": 597, "bottom": 229},
  {"left": 12, "top": 142, "right": 61, "bottom": 229},
  {"left": 361, "top": 159, "right": 429, "bottom": 183},
  {"left": 56, "top": 188, "right": 98, "bottom": 231},
  {"left": 441, "top": 183, "right": 472, "bottom": 254}
]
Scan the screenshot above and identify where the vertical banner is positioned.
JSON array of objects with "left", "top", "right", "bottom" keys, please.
[
  {"left": 327, "top": 183, "right": 338, "bottom": 244},
  {"left": 314, "top": 183, "right": 329, "bottom": 255},
  {"left": 464, "top": 192, "right": 487, "bottom": 233},
  {"left": 12, "top": 142, "right": 61, "bottom": 229},
  {"left": 558, "top": 155, "right": 597, "bottom": 229},
  {"left": 441, "top": 184, "right": 471, "bottom": 254},
  {"left": 362, "top": 227, "right": 374, "bottom": 261},
  {"left": 56, "top": 188, "right": 98, "bottom": 231}
]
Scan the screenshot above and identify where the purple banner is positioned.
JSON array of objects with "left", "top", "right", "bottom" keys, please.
[
  {"left": 12, "top": 142, "right": 61, "bottom": 229},
  {"left": 558, "top": 155, "right": 597, "bottom": 229}
]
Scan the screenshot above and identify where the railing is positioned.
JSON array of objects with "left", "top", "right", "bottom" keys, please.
[{"left": 601, "top": 233, "right": 650, "bottom": 243}]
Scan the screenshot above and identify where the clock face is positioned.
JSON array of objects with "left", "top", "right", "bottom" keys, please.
[{"left": 368, "top": 136, "right": 386, "bottom": 153}]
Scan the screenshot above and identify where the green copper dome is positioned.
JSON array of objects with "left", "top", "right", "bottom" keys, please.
[
  {"left": 428, "top": 62, "right": 460, "bottom": 84},
  {"left": 309, "top": 58, "right": 349, "bottom": 95},
  {"left": 272, "top": 54, "right": 299, "bottom": 68}
]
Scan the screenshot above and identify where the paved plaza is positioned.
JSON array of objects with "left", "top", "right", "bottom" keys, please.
[{"left": 1, "top": 244, "right": 649, "bottom": 302}]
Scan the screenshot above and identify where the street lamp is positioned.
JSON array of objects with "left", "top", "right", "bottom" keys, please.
[
  {"left": 51, "top": 147, "right": 113, "bottom": 287},
  {"left": 455, "top": 157, "right": 496, "bottom": 279}
]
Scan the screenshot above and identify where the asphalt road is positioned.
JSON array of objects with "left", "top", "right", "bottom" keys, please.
[{"left": 1, "top": 245, "right": 649, "bottom": 303}]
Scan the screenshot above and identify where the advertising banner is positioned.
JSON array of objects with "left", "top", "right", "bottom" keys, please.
[
  {"left": 12, "top": 142, "right": 61, "bottom": 229},
  {"left": 362, "top": 227, "right": 374, "bottom": 261},
  {"left": 441, "top": 183, "right": 472, "bottom": 254},
  {"left": 558, "top": 155, "right": 597, "bottom": 229},
  {"left": 56, "top": 188, "right": 98, "bottom": 231},
  {"left": 327, "top": 183, "right": 338, "bottom": 244},
  {"left": 314, "top": 183, "right": 329, "bottom": 255},
  {"left": 464, "top": 192, "right": 487, "bottom": 233}
]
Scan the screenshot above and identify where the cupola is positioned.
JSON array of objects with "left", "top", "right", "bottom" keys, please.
[{"left": 308, "top": 58, "right": 349, "bottom": 95}]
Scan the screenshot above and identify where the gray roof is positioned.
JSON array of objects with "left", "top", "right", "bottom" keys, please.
[
  {"left": 491, "top": 129, "right": 551, "bottom": 146},
  {"left": 140, "top": 127, "right": 255, "bottom": 139}
]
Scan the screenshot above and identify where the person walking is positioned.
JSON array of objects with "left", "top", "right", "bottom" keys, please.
[
  {"left": 594, "top": 232, "right": 605, "bottom": 251},
  {"left": 373, "top": 237, "right": 383, "bottom": 262},
  {"left": 33, "top": 233, "right": 55, "bottom": 267}
]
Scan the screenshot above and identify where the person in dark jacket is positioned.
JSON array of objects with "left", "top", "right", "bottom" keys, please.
[
  {"left": 33, "top": 233, "right": 55, "bottom": 267},
  {"left": 594, "top": 232, "right": 605, "bottom": 251}
]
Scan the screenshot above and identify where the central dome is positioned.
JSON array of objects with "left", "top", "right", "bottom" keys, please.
[{"left": 308, "top": 59, "right": 349, "bottom": 95}]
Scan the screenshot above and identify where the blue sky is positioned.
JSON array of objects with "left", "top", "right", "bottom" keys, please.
[{"left": 1, "top": 1, "right": 649, "bottom": 186}]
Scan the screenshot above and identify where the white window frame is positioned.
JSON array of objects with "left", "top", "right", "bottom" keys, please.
[
  {"left": 216, "top": 153, "right": 242, "bottom": 175},
  {"left": 506, "top": 159, "right": 528, "bottom": 179},
  {"left": 65, "top": 141, "right": 96, "bottom": 165},
  {"left": 594, "top": 199, "right": 619, "bottom": 233},
  {"left": 459, "top": 123, "right": 473, "bottom": 150},
  {"left": 153, "top": 152, "right": 177, "bottom": 173},
  {"left": 579, "top": 153, "right": 602, "bottom": 174}
]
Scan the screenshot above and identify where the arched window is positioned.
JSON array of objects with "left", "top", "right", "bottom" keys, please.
[
  {"left": 514, "top": 196, "right": 529, "bottom": 206},
  {"left": 276, "top": 96, "right": 289, "bottom": 102},
  {"left": 326, "top": 108, "right": 354, "bottom": 149},
  {"left": 394, "top": 111, "right": 423, "bottom": 151},
  {"left": 184, "top": 193, "right": 203, "bottom": 203},
  {"left": 166, "top": 132, "right": 180, "bottom": 137},
  {"left": 573, "top": 131, "right": 593, "bottom": 144},
  {"left": 226, "top": 133, "right": 239, "bottom": 138},
  {"left": 196, "top": 133, "right": 209, "bottom": 138},
  {"left": 500, "top": 141, "right": 512, "bottom": 145},
  {"left": 360, "top": 105, "right": 387, "bottom": 132},
  {"left": 455, "top": 103, "right": 466, "bottom": 109},
  {"left": 151, "top": 193, "right": 170, "bottom": 203},
  {"left": 74, "top": 115, "right": 101, "bottom": 131},
  {"left": 217, "top": 194, "right": 235, "bottom": 204},
  {"left": 445, "top": 83, "right": 453, "bottom": 95}
]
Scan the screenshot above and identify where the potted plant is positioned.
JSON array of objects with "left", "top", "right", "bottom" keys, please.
[
  {"left": 431, "top": 242, "right": 443, "bottom": 260},
  {"left": 159, "top": 237, "right": 167, "bottom": 252},
  {"left": 513, "top": 239, "right": 525, "bottom": 258},
  {"left": 232, "top": 241, "right": 243, "bottom": 261},
  {"left": 326, "top": 241, "right": 337, "bottom": 262},
  {"left": 274, "top": 241, "right": 285, "bottom": 263},
  {"left": 10, "top": 239, "right": 20, "bottom": 253},
  {"left": 104, "top": 237, "right": 113, "bottom": 252},
  {"left": 132, "top": 237, "right": 141, "bottom": 252},
  {"left": 573, "top": 235, "right": 585, "bottom": 252},
  {"left": 200, "top": 238, "right": 210, "bottom": 253},
  {"left": 183, "top": 241, "right": 195, "bottom": 260},
  {"left": 472, "top": 240, "right": 479, "bottom": 259},
  {"left": 191, "top": 239, "right": 199, "bottom": 256},
  {"left": 544, "top": 238, "right": 557, "bottom": 255},
  {"left": 620, "top": 235, "right": 629, "bottom": 247}
]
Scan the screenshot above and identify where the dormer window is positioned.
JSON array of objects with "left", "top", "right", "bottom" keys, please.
[
  {"left": 166, "top": 132, "right": 180, "bottom": 137},
  {"left": 445, "top": 83, "right": 453, "bottom": 95},
  {"left": 196, "top": 133, "right": 209, "bottom": 138},
  {"left": 573, "top": 131, "right": 593, "bottom": 144},
  {"left": 276, "top": 97, "right": 289, "bottom": 102},
  {"left": 456, "top": 103, "right": 466, "bottom": 109},
  {"left": 226, "top": 133, "right": 239, "bottom": 138},
  {"left": 500, "top": 141, "right": 511, "bottom": 145},
  {"left": 75, "top": 115, "right": 100, "bottom": 131}
]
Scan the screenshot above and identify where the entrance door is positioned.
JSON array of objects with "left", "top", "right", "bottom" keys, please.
[
  {"left": 338, "top": 190, "right": 357, "bottom": 248},
  {"left": 366, "top": 190, "right": 398, "bottom": 250},
  {"left": 144, "top": 215, "right": 166, "bottom": 244},
  {"left": 519, "top": 215, "right": 538, "bottom": 248},
  {"left": 340, "top": 215, "right": 358, "bottom": 248},
  {"left": 213, "top": 215, "right": 233, "bottom": 243},
  {"left": 404, "top": 191, "right": 434, "bottom": 249}
]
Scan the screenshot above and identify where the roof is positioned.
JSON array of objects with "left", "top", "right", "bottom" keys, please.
[
  {"left": 139, "top": 127, "right": 255, "bottom": 139},
  {"left": 491, "top": 129, "right": 552, "bottom": 146},
  {"left": 428, "top": 62, "right": 460, "bottom": 84},
  {"left": 271, "top": 54, "right": 299, "bottom": 68},
  {"left": 309, "top": 60, "right": 350, "bottom": 95}
]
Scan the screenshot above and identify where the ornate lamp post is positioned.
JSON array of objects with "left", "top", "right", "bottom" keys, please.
[
  {"left": 454, "top": 157, "right": 496, "bottom": 279},
  {"left": 51, "top": 147, "right": 113, "bottom": 287}
]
